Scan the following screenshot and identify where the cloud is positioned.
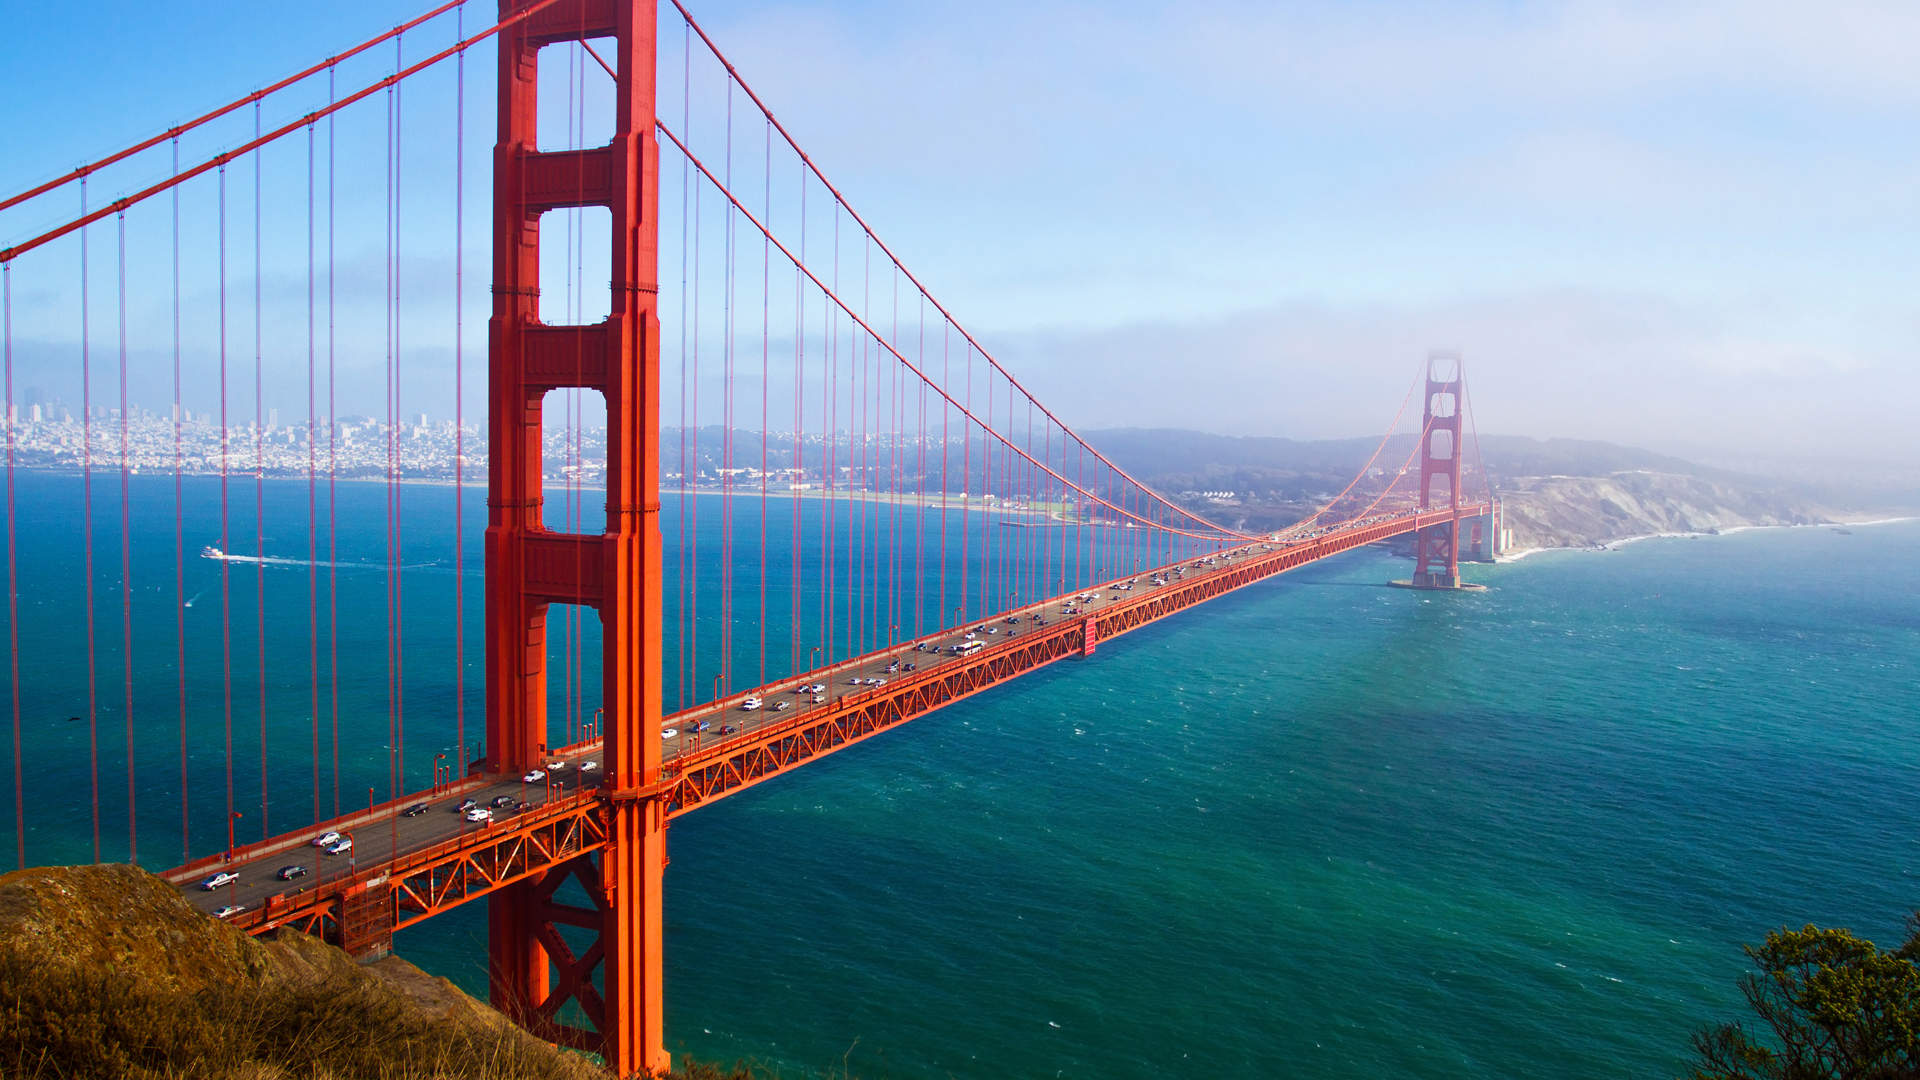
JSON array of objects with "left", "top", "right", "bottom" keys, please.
[{"left": 998, "top": 288, "right": 1916, "bottom": 463}]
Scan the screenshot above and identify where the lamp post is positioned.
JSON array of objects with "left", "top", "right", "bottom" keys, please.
[
  {"left": 433, "top": 753, "right": 446, "bottom": 794},
  {"left": 226, "top": 811, "right": 242, "bottom": 908},
  {"left": 810, "top": 646, "right": 821, "bottom": 673}
]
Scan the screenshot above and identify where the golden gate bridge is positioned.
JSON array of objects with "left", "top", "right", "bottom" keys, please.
[{"left": 0, "top": 1, "right": 1495, "bottom": 1073}]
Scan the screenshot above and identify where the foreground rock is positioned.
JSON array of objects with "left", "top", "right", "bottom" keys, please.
[{"left": 0, "top": 863, "right": 609, "bottom": 1080}]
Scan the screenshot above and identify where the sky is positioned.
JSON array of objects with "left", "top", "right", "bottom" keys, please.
[{"left": 1, "top": 0, "right": 1914, "bottom": 475}]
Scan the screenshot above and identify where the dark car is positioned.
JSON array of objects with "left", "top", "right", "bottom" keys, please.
[
  {"left": 403, "top": 802, "right": 429, "bottom": 817},
  {"left": 455, "top": 798, "right": 478, "bottom": 813},
  {"left": 277, "top": 865, "right": 308, "bottom": 881},
  {"left": 514, "top": 800, "right": 533, "bottom": 813},
  {"left": 491, "top": 795, "right": 516, "bottom": 808}
]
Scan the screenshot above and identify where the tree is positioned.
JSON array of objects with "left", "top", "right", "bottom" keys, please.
[{"left": 1686, "top": 914, "right": 1920, "bottom": 1080}]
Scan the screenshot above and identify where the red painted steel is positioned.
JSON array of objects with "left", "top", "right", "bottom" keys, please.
[
  {"left": 1412, "top": 353, "right": 1466, "bottom": 588},
  {"left": 485, "top": 1, "right": 666, "bottom": 1072}
]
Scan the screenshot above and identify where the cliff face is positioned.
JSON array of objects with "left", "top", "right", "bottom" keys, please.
[
  {"left": 1499, "top": 471, "right": 1829, "bottom": 551},
  {"left": 0, "top": 863, "right": 609, "bottom": 1080}
]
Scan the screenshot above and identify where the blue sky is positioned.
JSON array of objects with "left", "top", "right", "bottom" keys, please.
[{"left": 2, "top": 0, "right": 1914, "bottom": 473}]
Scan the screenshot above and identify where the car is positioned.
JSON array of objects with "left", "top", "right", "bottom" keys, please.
[
  {"left": 773, "top": 700, "right": 791, "bottom": 711},
  {"left": 718, "top": 724, "right": 737, "bottom": 735},
  {"left": 579, "top": 760, "right": 599, "bottom": 772},
  {"left": 276, "top": 865, "right": 308, "bottom": 882},
  {"left": 847, "top": 677, "right": 865, "bottom": 686},
  {"left": 514, "top": 800, "right": 533, "bottom": 813},
  {"left": 661, "top": 727, "right": 678, "bottom": 739},
  {"left": 455, "top": 798, "right": 478, "bottom": 812},
  {"left": 810, "top": 694, "right": 825, "bottom": 704},
  {"left": 464, "top": 808, "right": 491, "bottom": 823},
  {"left": 545, "top": 761, "right": 569, "bottom": 772},
  {"left": 741, "top": 697, "right": 763, "bottom": 710},
  {"left": 693, "top": 720, "right": 710, "bottom": 733},
  {"left": 403, "top": 802, "right": 429, "bottom": 817},
  {"left": 522, "top": 769, "right": 546, "bottom": 783},
  {"left": 214, "top": 904, "right": 246, "bottom": 919},
  {"left": 199, "top": 871, "right": 239, "bottom": 891},
  {"left": 325, "top": 838, "right": 353, "bottom": 855},
  {"left": 808, "top": 683, "right": 825, "bottom": 693},
  {"left": 491, "top": 795, "right": 516, "bottom": 808},
  {"left": 311, "top": 831, "right": 342, "bottom": 848}
]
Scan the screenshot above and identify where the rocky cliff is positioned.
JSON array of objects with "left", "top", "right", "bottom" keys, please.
[{"left": 1498, "top": 470, "right": 1832, "bottom": 551}]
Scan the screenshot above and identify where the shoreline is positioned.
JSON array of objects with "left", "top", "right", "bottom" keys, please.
[{"left": 1496, "top": 515, "right": 1917, "bottom": 563}]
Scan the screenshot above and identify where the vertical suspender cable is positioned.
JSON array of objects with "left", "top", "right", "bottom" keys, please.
[
  {"left": 454, "top": 4, "right": 468, "bottom": 765},
  {"left": 690, "top": 168, "right": 701, "bottom": 699},
  {"left": 253, "top": 104, "right": 269, "bottom": 840},
  {"left": 117, "top": 212, "right": 135, "bottom": 862},
  {"left": 308, "top": 117, "right": 321, "bottom": 823},
  {"left": 327, "top": 68, "right": 340, "bottom": 818},
  {"left": 81, "top": 180, "right": 100, "bottom": 863},
  {"left": 683, "top": 21, "right": 698, "bottom": 711},
  {"left": 393, "top": 33, "right": 406, "bottom": 813},
  {"left": 4, "top": 265, "right": 19, "bottom": 868},
  {"left": 385, "top": 59, "right": 398, "bottom": 809},
  {"left": 791, "top": 166, "right": 804, "bottom": 676},
  {"left": 759, "top": 118, "right": 769, "bottom": 690},
  {"left": 219, "top": 166, "right": 234, "bottom": 854},
  {"left": 171, "top": 138, "right": 187, "bottom": 860}
]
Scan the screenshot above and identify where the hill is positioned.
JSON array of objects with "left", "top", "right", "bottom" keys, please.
[
  {"left": 1082, "top": 428, "right": 1875, "bottom": 549},
  {"left": 0, "top": 864, "right": 759, "bottom": 1080}
]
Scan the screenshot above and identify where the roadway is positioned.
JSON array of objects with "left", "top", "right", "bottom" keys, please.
[{"left": 169, "top": 511, "right": 1422, "bottom": 921}]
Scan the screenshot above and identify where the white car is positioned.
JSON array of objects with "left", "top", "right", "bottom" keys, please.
[
  {"left": 214, "top": 904, "right": 246, "bottom": 919},
  {"left": 324, "top": 838, "right": 353, "bottom": 855},
  {"left": 311, "top": 831, "right": 342, "bottom": 848},
  {"left": 579, "top": 760, "right": 599, "bottom": 772},
  {"left": 522, "top": 769, "right": 546, "bottom": 783},
  {"left": 808, "top": 683, "right": 825, "bottom": 693},
  {"left": 200, "top": 871, "right": 238, "bottom": 891},
  {"left": 661, "top": 727, "right": 678, "bottom": 739},
  {"left": 773, "top": 701, "right": 791, "bottom": 712},
  {"left": 741, "top": 697, "right": 763, "bottom": 711},
  {"left": 545, "top": 761, "right": 569, "bottom": 772},
  {"left": 811, "top": 694, "right": 826, "bottom": 704},
  {"left": 463, "top": 808, "right": 492, "bottom": 823}
]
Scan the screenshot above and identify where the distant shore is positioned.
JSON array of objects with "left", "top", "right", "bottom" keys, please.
[{"left": 1496, "top": 516, "right": 1917, "bottom": 563}]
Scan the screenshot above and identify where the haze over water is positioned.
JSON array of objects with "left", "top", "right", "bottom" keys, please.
[{"left": 6, "top": 474, "right": 1916, "bottom": 1078}]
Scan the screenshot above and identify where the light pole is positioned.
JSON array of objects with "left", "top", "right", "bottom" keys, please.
[
  {"left": 810, "top": 646, "right": 821, "bottom": 673},
  {"left": 226, "top": 811, "right": 242, "bottom": 908},
  {"left": 434, "top": 753, "right": 446, "bottom": 794}
]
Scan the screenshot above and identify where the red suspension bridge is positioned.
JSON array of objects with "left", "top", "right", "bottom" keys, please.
[{"left": 0, "top": 1, "right": 1495, "bottom": 1074}]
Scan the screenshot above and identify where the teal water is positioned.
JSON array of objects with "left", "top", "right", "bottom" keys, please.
[{"left": 6, "top": 473, "right": 1917, "bottom": 1078}]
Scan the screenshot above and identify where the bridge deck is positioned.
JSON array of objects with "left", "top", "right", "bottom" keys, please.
[{"left": 164, "top": 505, "right": 1484, "bottom": 939}]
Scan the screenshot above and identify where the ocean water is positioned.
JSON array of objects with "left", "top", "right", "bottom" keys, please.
[{"left": 5, "top": 473, "right": 1917, "bottom": 1078}]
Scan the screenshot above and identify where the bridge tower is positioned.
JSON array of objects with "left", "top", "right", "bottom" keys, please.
[
  {"left": 485, "top": 0, "right": 666, "bottom": 1074},
  {"left": 1409, "top": 352, "right": 1465, "bottom": 589}
]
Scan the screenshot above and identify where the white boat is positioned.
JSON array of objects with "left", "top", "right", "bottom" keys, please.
[{"left": 201, "top": 545, "right": 225, "bottom": 560}]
